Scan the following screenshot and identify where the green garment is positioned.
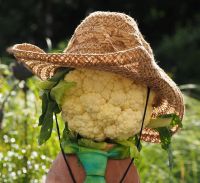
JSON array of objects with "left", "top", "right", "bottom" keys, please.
[{"left": 61, "top": 138, "right": 139, "bottom": 183}]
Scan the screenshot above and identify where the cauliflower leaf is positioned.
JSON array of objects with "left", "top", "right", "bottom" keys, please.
[
  {"left": 38, "top": 68, "right": 75, "bottom": 145},
  {"left": 38, "top": 100, "right": 58, "bottom": 145},
  {"left": 78, "top": 138, "right": 108, "bottom": 150},
  {"left": 50, "top": 80, "right": 76, "bottom": 107},
  {"left": 155, "top": 114, "right": 182, "bottom": 150}
]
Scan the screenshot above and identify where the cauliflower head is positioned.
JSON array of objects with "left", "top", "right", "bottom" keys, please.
[{"left": 61, "top": 69, "right": 155, "bottom": 141}]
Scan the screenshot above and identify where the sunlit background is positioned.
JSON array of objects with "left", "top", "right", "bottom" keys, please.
[{"left": 0, "top": 1, "right": 200, "bottom": 182}]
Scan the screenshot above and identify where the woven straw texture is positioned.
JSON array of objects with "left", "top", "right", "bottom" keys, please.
[{"left": 8, "top": 11, "right": 184, "bottom": 143}]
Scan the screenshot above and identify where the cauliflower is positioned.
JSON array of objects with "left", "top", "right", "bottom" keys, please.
[{"left": 61, "top": 69, "right": 155, "bottom": 141}]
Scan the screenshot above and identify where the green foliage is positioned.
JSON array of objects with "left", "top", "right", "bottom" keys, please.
[
  {"left": 115, "top": 140, "right": 140, "bottom": 159},
  {"left": 156, "top": 25, "right": 200, "bottom": 84},
  {"left": 0, "top": 64, "right": 59, "bottom": 182},
  {"left": 50, "top": 80, "right": 76, "bottom": 107},
  {"left": 38, "top": 68, "right": 75, "bottom": 145},
  {"left": 78, "top": 139, "right": 108, "bottom": 150},
  {"left": 38, "top": 98, "right": 57, "bottom": 145},
  {"left": 155, "top": 114, "right": 182, "bottom": 150},
  {"left": 156, "top": 127, "right": 172, "bottom": 150}
]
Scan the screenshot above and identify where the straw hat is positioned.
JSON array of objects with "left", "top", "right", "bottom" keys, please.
[{"left": 8, "top": 11, "right": 184, "bottom": 143}]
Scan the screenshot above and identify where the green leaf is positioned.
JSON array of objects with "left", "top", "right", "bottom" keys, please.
[
  {"left": 169, "top": 114, "right": 182, "bottom": 128},
  {"left": 37, "top": 80, "right": 57, "bottom": 90},
  {"left": 115, "top": 140, "right": 140, "bottom": 159},
  {"left": 37, "top": 68, "right": 72, "bottom": 90},
  {"left": 134, "top": 135, "right": 142, "bottom": 151},
  {"left": 38, "top": 68, "right": 74, "bottom": 145},
  {"left": 147, "top": 117, "right": 172, "bottom": 128},
  {"left": 38, "top": 92, "right": 49, "bottom": 126},
  {"left": 147, "top": 113, "right": 182, "bottom": 128},
  {"left": 53, "top": 103, "right": 61, "bottom": 114},
  {"left": 49, "top": 68, "right": 72, "bottom": 82},
  {"left": 154, "top": 114, "right": 182, "bottom": 151},
  {"left": 107, "top": 145, "right": 130, "bottom": 159},
  {"left": 62, "top": 123, "right": 78, "bottom": 142},
  {"left": 78, "top": 139, "right": 108, "bottom": 150},
  {"left": 61, "top": 141, "right": 78, "bottom": 154},
  {"left": 62, "top": 123, "right": 71, "bottom": 140},
  {"left": 129, "top": 145, "right": 140, "bottom": 159},
  {"left": 156, "top": 127, "right": 172, "bottom": 150},
  {"left": 50, "top": 80, "right": 76, "bottom": 106},
  {"left": 38, "top": 101, "right": 57, "bottom": 145},
  {"left": 168, "top": 144, "right": 173, "bottom": 170}
]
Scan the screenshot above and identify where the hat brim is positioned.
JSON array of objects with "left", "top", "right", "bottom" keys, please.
[
  {"left": 9, "top": 43, "right": 184, "bottom": 143},
  {"left": 9, "top": 43, "right": 152, "bottom": 80}
]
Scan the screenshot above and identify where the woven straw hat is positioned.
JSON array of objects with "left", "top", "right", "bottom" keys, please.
[{"left": 9, "top": 11, "right": 184, "bottom": 143}]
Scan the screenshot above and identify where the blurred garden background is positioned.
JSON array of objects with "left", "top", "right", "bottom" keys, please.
[{"left": 0, "top": 0, "right": 200, "bottom": 182}]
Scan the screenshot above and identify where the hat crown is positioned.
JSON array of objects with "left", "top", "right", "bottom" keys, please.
[{"left": 64, "top": 11, "right": 152, "bottom": 54}]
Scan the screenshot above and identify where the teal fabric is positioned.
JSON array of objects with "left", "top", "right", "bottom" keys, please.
[
  {"left": 84, "top": 175, "right": 106, "bottom": 183},
  {"left": 61, "top": 138, "right": 140, "bottom": 183},
  {"left": 77, "top": 150, "right": 108, "bottom": 183}
]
